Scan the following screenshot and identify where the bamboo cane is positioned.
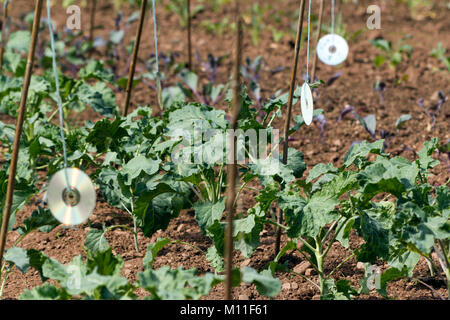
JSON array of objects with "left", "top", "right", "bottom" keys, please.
[
  {"left": 275, "top": 0, "right": 306, "bottom": 255},
  {"left": 187, "top": 0, "right": 192, "bottom": 70},
  {"left": 89, "top": 0, "right": 97, "bottom": 43},
  {"left": 0, "top": 1, "right": 9, "bottom": 70},
  {"left": 0, "top": 0, "right": 44, "bottom": 266},
  {"left": 224, "top": 1, "right": 242, "bottom": 301},
  {"left": 123, "top": 0, "right": 148, "bottom": 116}
]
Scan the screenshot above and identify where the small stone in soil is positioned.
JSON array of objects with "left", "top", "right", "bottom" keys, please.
[
  {"left": 293, "top": 261, "right": 311, "bottom": 274},
  {"left": 282, "top": 283, "right": 291, "bottom": 290},
  {"left": 241, "top": 259, "right": 252, "bottom": 267},
  {"left": 238, "top": 294, "right": 249, "bottom": 300},
  {"left": 356, "top": 262, "right": 365, "bottom": 270},
  {"left": 305, "top": 268, "right": 316, "bottom": 276},
  {"left": 291, "top": 282, "right": 299, "bottom": 290}
]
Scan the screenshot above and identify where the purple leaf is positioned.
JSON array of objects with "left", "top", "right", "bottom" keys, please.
[
  {"left": 338, "top": 105, "right": 355, "bottom": 121},
  {"left": 326, "top": 72, "right": 342, "bottom": 86}
]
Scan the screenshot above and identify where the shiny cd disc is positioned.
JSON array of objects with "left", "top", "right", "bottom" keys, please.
[
  {"left": 47, "top": 168, "right": 96, "bottom": 226},
  {"left": 301, "top": 82, "right": 314, "bottom": 126},
  {"left": 317, "top": 34, "right": 349, "bottom": 66}
]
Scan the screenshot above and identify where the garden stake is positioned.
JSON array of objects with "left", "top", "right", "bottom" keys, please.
[
  {"left": 311, "top": 0, "right": 324, "bottom": 83},
  {"left": 275, "top": 0, "right": 306, "bottom": 255},
  {"left": 89, "top": 0, "right": 97, "bottom": 43},
  {"left": 0, "top": 0, "right": 9, "bottom": 70},
  {"left": 0, "top": 0, "right": 43, "bottom": 265},
  {"left": 187, "top": 0, "right": 192, "bottom": 70},
  {"left": 123, "top": 0, "right": 148, "bottom": 116},
  {"left": 224, "top": 1, "right": 242, "bottom": 301}
]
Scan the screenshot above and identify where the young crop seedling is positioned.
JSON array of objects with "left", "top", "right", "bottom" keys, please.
[
  {"left": 162, "top": 0, "right": 204, "bottom": 28},
  {"left": 430, "top": 43, "right": 450, "bottom": 72},
  {"left": 370, "top": 35, "right": 413, "bottom": 83}
]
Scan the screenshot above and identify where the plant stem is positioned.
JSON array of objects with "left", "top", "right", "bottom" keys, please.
[
  {"left": 288, "top": 269, "right": 320, "bottom": 290},
  {"left": 132, "top": 216, "right": 139, "bottom": 253},
  {"left": 329, "top": 253, "right": 355, "bottom": 277},
  {"left": 120, "top": 199, "right": 139, "bottom": 253},
  {"left": 130, "top": 196, "right": 139, "bottom": 253},
  {"left": 315, "top": 236, "right": 325, "bottom": 295},
  {"left": 171, "top": 240, "right": 204, "bottom": 254},
  {"left": 0, "top": 268, "right": 11, "bottom": 298},
  {"left": 0, "top": 0, "right": 44, "bottom": 266},
  {"left": 413, "top": 277, "right": 446, "bottom": 300}
]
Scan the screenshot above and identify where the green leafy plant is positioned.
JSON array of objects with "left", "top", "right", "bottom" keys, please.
[
  {"left": 370, "top": 35, "right": 414, "bottom": 70},
  {"left": 430, "top": 43, "right": 450, "bottom": 72}
]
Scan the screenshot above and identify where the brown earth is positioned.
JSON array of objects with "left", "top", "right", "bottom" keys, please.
[{"left": 1, "top": 0, "right": 449, "bottom": 300}]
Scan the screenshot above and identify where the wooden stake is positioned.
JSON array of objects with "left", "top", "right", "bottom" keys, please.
[
  {"left": 311, "top": 0, "right": 324, "bottom": 83},
  {"left": 89, "top": 0, "right": 97, "bottom": 43},
  {"left": 0, "top": 1, "right": 9, "bottom": 70},
  {"left": 275, "top": 0, "right": 306, "bottom": 255},
  {"left": 224, "top": 1, "right": 242, "bottom": 301},
  {"left": 0, "top": 0, "right": 43, "bottom": 265},
  {"left": 187, "top": 0, "right": 192, "bottom": 70},
  {"left": 123, "top": 0, "right": 148, "bottom": 116}
]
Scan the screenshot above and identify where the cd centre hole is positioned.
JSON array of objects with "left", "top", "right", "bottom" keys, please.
[
  {"left": 62, "top": 188, "right": 81, "bottom": 207},
  {"left": 329, "top": 45, "right": 337, "bottom": 54}
]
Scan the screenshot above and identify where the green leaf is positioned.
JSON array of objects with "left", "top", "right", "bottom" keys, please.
[
  {"left": 121, "top": 155, "right": 161, "bottom": 185},
  {"left": 322, "top": 278, "right": 357, "bottom": 300},
  {"left": 416, "top": 138, "right": 439, "bottom": 170},
  {"left": 306, "top": 163, "right": 338, "bottom": 184},
  {"left": 20, "top": 283, "right": 69, "bottom": 300},
  {"left": 6, "top": 31, "right": 31, "bottom": 53},
  {"left": 285, "top": 148, "right": 306, "bottom": 179},
  {"left": 143, "top": 238, "right": 172, "bottom": 269},
  {"left": 18, "top": 207, "right": 59, "bottom": 235},
  {"left": 138, "top": 266, "right": 220, "bottom": 300},
  {"left": 356, "top": 204, "right": 393, "bottom": 262},
  {"left": 194, "top": 198, "right": 225, "bottom": 234},
  {"left": 4, "top": 246, "right": 30, "bottom": 273},
  {"left": 357, "top": 157, "right": 418, "bottom": 200},
  {"left": 86, "top": 247, "right": 124, "bottom": 276},
  {"left": 75, "top": 82, "right": 118, "bottom": 117},
  {"left": 249, "top": 156, "right": 295, "bottom": 184},
  {"left": 240, "top": 267, "right": 281, "bottom": 298},
  {"left": 206, "top": 245, "right": 224, "bottom": 272},
  {"left": 233, "top": 214, "right": 263, "bottom": 258},
  {"left": 395, "top": 114, "right": 411, "bottom": 129},
  {"left": 343, "top": 140, "right": 384, "bottom": 167},
  {"left": 109, "top": 30, "right": 124, "bottom": 44},
  {"left": 78, "top": 60, "right": 114, "bottom": 83},
  {"left": 370, "top": 39, "right": 391, "bottom": 52},
  {"left": 374, "top": 55, "right": 386, "bottom": 67},
  {"left": 84, "top": 228, "right": 109, "bottom": 254},
  {"left": 133, "top": 183, "right": 179, "bottom": 237}
]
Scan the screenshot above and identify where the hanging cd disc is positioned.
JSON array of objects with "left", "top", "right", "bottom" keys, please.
[
  {"left": 301, "top": 82, "right": 314, "bottom": 126},
  {"left": 47, "top": 168, "right": 96, "bottom": 226},
  {"left": 317, "top": 34, "right": 349, "bottom": 66}
]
